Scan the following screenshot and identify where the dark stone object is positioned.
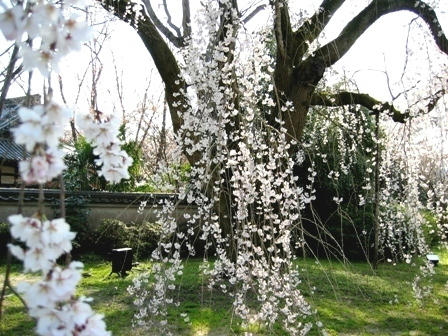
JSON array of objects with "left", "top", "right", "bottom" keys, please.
[
  {"left": 110, "top": 247, "right": 133, "bottom": 277},
  {"left": 426, "top": 254, "right": 439, "bottom": 266}
]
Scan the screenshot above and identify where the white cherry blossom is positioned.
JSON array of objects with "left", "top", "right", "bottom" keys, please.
[{"left": 0, "top": 5, "right": 24, "bottom": 40}]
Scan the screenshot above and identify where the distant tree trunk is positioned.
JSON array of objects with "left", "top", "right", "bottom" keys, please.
[
  {"left": 0, "top": 45, "right": 21, "bottom": 118},
  {"left": 156, "top": 102, "right": 167, "bottom": 163}
]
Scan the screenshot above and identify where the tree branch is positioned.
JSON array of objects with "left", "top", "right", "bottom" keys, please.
[
  {"left": 271, "top": 0, "right": 291, "bottom": 61},
  {"left": 0, "top": 45, "right": 20, "bottom": 118},
  {"left": 141, "top": 0, "right": 184, "bottom": 47},
  {"left": 294, "top": 0, "right": 345, "bottom": 49},
  {"left": 314, "top": 0, "right": 448, "bottom": 67},
  {"left": 310, "top": 91, "right": 407, "bottom": 122},
  {"left": 101, "top": 0, "right": 192, "bottom": 157},
  {"left": 242, "top": 4, "right": 266, "bottom": 24},
  {"left": 310, "top": 89, "right": 446, "bottom": 123},
  {"left": 182, "top": 0, "right": 191, "bottom": 39},
  {"left": 161, "top": 0, "right": 182, "bottom": 38}
]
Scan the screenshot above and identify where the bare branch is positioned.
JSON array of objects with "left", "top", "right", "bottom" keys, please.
[
  {"left": 182, "top": 0, "right": 191, "bottom": 38},
  {"left": 0, "top": 43, "right": 15, "bottom": 57},
  {"left": 314, "top": 0, "right": 448, "bottom": 67},
  {"left": 58, "top": 74, "right": 78, "bottom": 143},
  {"left": 142, "top": 0, "right": 184, "bottom": 47},
  {"left": 294, "top": 0, "right": 345, "bottom": 49},
  {"left": 408, "top": 89, "right": 446, "bottom": 115},
  {"left": 0, "top": 45, "right": 20, "bottom": 118},
  {"left": 242, "top": 4, "right": 266, "bottom": 24},
  {"left": 57, "top": 75, "right": 68, "bottom": 105},
  {"left": 162, "top": 0, "right": 182, "bottom": 37},
  {"left": 101, "top": 0, "right": 190, "bottom": 144},
  {"left": 135, "top": 75, "right": 153, "bottom": 142},
  {"left": 112, "top": 55, "right": 126, "bottom": 120},
  {"left": 271, "top": 0, "right": 289, "bottom": 60}
]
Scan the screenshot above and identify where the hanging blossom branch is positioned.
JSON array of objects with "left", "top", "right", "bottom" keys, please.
[{"left": 0, "top": 0, "right": 133, "bottom": 334}]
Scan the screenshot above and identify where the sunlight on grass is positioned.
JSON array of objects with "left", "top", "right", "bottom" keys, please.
[
  {"left": 191, "top": 322, "right": 210, "bottom": 336},
  {"left": 0, "top": 250, "right": 447, "bottom": 335}
]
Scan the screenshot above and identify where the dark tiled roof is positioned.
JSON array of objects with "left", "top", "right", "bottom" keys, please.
[
  {"left": 0, "top": 94, "right": 41, "bottom": 136},
  {"left": 0, "top": 138, "right": 29, "bottom": 161},
  {"left": 0, "top": 105, "right": 20, "bottom": 136},
  {"left": 0, "top": 95, "right": 40, "bottom": 159}
]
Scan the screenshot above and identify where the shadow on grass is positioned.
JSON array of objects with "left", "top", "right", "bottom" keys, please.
[{"left": 1, "top": 253, "right": 446, "bottom": 336}]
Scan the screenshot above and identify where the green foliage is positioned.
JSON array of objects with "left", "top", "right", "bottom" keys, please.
[
  {"left": 91, "top": 218, "right": 161, "bottom": 260},
  {"left": 117, "top": 140, "right": 144, "bottom": 191},
  {"left": 63, "top": 137, "right": 99, "bottom": 191},
  {"left": 134, "top": 162, "right": 191, "bottom": 193},
  {"left": 422, "top": 209, "right": 442, "bottom": 247},
  {"left": 92, "top": 218, "right": 129, "bottom": 257},
  {"left": 64, "top": 125, "right": 144, "bottom": 192},
  {"left": 127, "top": 221, "right": 162, "bottom": 259}
]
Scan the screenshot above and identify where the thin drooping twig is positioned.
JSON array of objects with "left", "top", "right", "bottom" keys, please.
[
  {"left": 112, "top": 54, "right": 126, "bottom": 121},
  {"left": 373, "top": 111, "right": 380, "bottom": 270}
]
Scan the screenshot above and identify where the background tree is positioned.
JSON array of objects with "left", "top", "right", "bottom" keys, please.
[
  {"left": 101, "top": 0, "right": 447, "bottom": 150},
  {"left": 100, "top": 0, "right": 448, "bottom": 259},
  {"left": 96, "top": 1, "right": 448, "bottom": 331}
]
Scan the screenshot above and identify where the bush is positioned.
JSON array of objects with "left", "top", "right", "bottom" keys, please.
[
  {"left": 92, "top": 219, "right": 129, "bottom": 258},
  {"left": 92, "top": 218, "right": 161, "bottom": 260},
  {"left": 422, "top": 209, "right": 441, "bottom": 247},
  {"left": 127, "top": 221, "right": 161, "bottom": 259}
]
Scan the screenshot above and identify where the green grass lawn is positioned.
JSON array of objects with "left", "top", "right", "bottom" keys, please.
[{"left": 0, "top": 249, "right": 447, "bottom": 335}]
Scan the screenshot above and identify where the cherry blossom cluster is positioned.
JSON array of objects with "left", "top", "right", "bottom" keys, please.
[
  {"left": 131, "top": 0, "right": 446, "bottom": 333},
  {"left": 129, "top": 3, "right": 315, "bottom": 334},
  {"left": 77, "top": 112, "right": 133, "bottom": 183},
  {"left": 0, "top": 0, "right": 89, "bottom": 185},
  {"left": 1, "top": 1, "right": 115, "bottom": 334},
  {"left": 12, "top": 102, "right": 69, "bottom": 184},
  {"left": 8, "top": 214, "right": 110, "bottom": 336},
  {"left": 0, "top": 0, "right": 91, "bottom": 76},
  {"left": 378, "top": 117, "right": 431, "bottom": 262}
]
